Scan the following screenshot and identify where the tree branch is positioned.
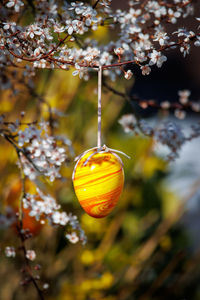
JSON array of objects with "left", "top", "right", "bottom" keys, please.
[
  {"left": 17, "top": 224, "right": 45, "bottom": 300},
  {"left": 93, "top": 0, "right": 100, "bottom": 9}
]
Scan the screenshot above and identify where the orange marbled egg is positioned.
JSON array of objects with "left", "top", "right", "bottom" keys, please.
[{"left": 72, "top": 148, "right": 124, "bottom": 218}]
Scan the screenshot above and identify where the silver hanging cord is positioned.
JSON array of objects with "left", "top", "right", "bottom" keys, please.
[
  {"left": 72, "top": 66, "right": 131, "bottom": 174},
  {"left": 97, "top": 66, "right": 102, "bottom": 148}
]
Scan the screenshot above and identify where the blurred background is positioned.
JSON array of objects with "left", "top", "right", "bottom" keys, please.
[{"left": 0, "top": 0, "right": 200, "bottom": 299}]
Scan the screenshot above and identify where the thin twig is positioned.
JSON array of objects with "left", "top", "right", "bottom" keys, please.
[
  {"left": 16, "top": 153, "right": 25, "bottom": 222},
  {"left": 103, "top": 81, "right": 200, "bottom": 114},
  {"left": 41, "top": 33, "right": 69, "bottom": 59},
  {"left": 3, "top": 134, "right": 43, "bottom": 175},
  {"left": 93, "top": 0, "right": 100, "bottom": 9},
  {"left": 17, "top": 225, "right": 45, "bottom": 300}
]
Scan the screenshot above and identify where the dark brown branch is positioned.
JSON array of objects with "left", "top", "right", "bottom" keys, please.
[
  {"left": 17, "top": 224, "right": 45, "bottom": 300},
  {"left": 5, "top": 36, "right": 197, "bottom": 70},
  {"left": 93, "top": 0, "right": 100, "bottom": 9},
  {"left": 41, "top": 33, "right": 69, "bottom": 59},
  {"left": 15, "top": 148, "right": 45, "bottom": 300},
  {"left": 158, "top": 0, "right": 193, "bottom": 8},
  {"left": 5, "top": 32, "right": 69, "bottom": 62},
  {"left": 103, "top": 80, "right": 126, "bottom": 98},
  {"left": 3, "top": 120, "right": 38, "bottom": 126},
  {"left": 3, "top": 134, "right": 43, "bottom": 175},
  {"left": 26, "top": 85, "right": 55, "bottom": 135},
  {"left": 103, "top": 81, "right": 200, "bottom": 114}
]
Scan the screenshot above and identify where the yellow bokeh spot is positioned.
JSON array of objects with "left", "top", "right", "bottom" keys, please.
[
  {"left": 44, "top": 69, "right": 81, "bottom": 111},
  {"left": 80, "top": 272, "right": 113, "bottom": 293},
  {"left": 160, "top": 235, "right": 172, "bottom": 251},
  {"left": 81, "top": 280, "right": 92, "bottom": 293},
  {"left": 81, "top": 213, "right": 106, "bottom": 234},
  {"left": 92, "top": 279, "right": 103, "bottom": 289},
  {"left": 143, "top": 156, "right": 166, "bottom": 178},
  {"left": 162, "top": 191, "right": 179, "bottom": 218},
  {"left": 81, "top": 250, "right": 95, "bottom": 266},
  {"left": 92, "top": 26, "right": 109, "bottom": 43},
  {"left": 100, "top": 272, "right": 113, "bottom": 289},
  {"left": 0, "top": 94, "right": 14, "bottom": 112}
]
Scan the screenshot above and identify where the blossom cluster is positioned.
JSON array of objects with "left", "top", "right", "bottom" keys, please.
[
  {"left": 19, "top": 133, "right": 66, "bottom": 182},
  {"left": 0, "top": 115, "right": 86, "bottom": 246},
  {"left": 103, "top": 76, "right": 198, "bottom": 122},
  {"left": 0, "top": 119, "right": 67, "bottom": 182},
  {"left": 119, "top": 114, "right": 200, "bottom": 160},
  {"left": 4, "top": 245, "right": 36, "bottom": 261},
  {"left": 0, "top": 0, "right": 199, "bottom": 83},
  {"left": 23, "top": 188, "right": 87, "bottom": 245}
]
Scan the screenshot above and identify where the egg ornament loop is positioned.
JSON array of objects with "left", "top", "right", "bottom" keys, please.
[{"left": 72, "top": 146, "right": 125, "bottom": 218}]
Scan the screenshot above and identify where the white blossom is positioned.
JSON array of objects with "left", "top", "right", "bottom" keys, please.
[
  {"left": 114, "top": 48, "right": 124, "bottom": 56},
  {"left": 174, "top": 109, "right": 186, "bottom": 120},
  {"left": 5, "top": 246, "right": 16, "bottom": 257},
  {"left": 43, "top": 283, "right": 49, "bottom": 290},
  {"left": 52, "top": 211, "right": 69, "bottom": 226},
  {"left": 161, "top": 101, "right": 170, "bottom": 109},
  {"left": 178, "top": 89, "right": 191, "bottom": 104},
  {"left": 191, "top": 102, "right": 200, "bottom": 112},
  {"left": 194, "top": 36, "right": 200, "bottom": 47},
  {"left": 146, "top": 1, "right": 167, "bottom": 18},
  {"left": 154, "top": 28, "right": 169, "bottom": 46},
  {"left": 180, "top": 43, "right": 190, "bottom": 57},
  {"left": 168, "top": 8, "right": 181, "bottom": 24},
  {"left": 149, "top": 50, "right": 167, "bottom": 68},
  {"left": 124, "top": 70, "right": 133, "bottom": 80},
  {"left": 118, "top": 114, "right": 136, "bottom": 133},
  {"left": 135, "top": 51, "right": 147, "bottom": 63},
  {"left": 18, "top": 126, "right": 41, "bottom": 147},
  {"left": 26, "top": 24, "right": 43, "bottom": 39},
  {"left": 6, "top": 0, "right": 24, "bottom": 12},
  {"left": 26, "top": 250, "right": 36, "bottom": 261},
  {"left": 140, "top": 65, "right": 151, "bottom": 75},
  {"left": 66, "top": 232, "right": 79, "bottom": 244}
]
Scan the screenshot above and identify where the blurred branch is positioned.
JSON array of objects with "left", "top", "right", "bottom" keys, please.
[
  {"left": 103, "top": 81, "right": 200, "bottom": 115},
  {"left": 173, "top": 249, "right": 200, "bottom": 291},
  {"left": 89, "top": 212, "right": 126, "bottom": 274},
  {"left": 119, "top": 180, "right": 200, "bottom": 299},
  {"left": 16, "top": 152, "right": 25, "bottom": 222},
  {"left": 138, "top": 251, "right": 185, "bottom": 300}
]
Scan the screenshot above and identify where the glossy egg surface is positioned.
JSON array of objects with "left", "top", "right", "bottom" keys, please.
[{"left": 72, "top": 149, "right": 124, "bottom": 218}]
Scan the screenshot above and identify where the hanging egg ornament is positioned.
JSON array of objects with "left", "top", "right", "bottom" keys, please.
[{"left": 72, "top": 147, "right": 124, "bottom": 218}]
